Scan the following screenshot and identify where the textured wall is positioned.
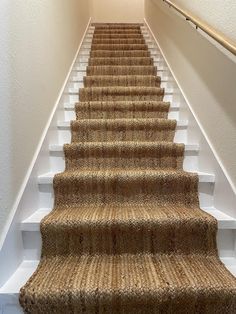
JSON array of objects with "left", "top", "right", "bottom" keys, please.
[
  {"left": 0, "top": 0, "right": 90, "bottom": 243},
  {"left": 145, "top": 0, "right": 236, "bottom": 188},
  {"left": 172, "top": 0, "right": 236, "bottom": 43},
  {"left": 91, "top": 0, "right": 144, "bottom": 23}
]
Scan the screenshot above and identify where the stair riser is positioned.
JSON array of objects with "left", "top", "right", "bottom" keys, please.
[
  {"left": 83, "top": 39, "right": 153, "bottom": 45},
  {"left": 70, "top": 71, "right": 172, "bottom": 83},
  {"left": 87, "top": 30, "right": 148, "bottom": 33},
  {"left": 78, "top": 49, "right": 161, "bottom": 57},
  {"left": 87, "top": 28, "right": 147, "bottom": 32},
  {"left": 81, "top": 45, "right": 157, "bottom": 52},
  {"left": 64, "top": 104, "right": 179, "bottom": 112},
  {"left": 66, "top": 80, "right": 171, "bottom": 92},
  {"left": 56, "top": 127, "right": 187, "bottom": 145},
  {"left": 37, "top": 180, "right": 214, "bottom": 212},
  {"left": 48, "top": 149, "right": 198, "bottom": 173},
  {"left": 75, "top": 56, "right": 164, "bottom": 64},
  {"left": 73, "top": 64, "right": 168, "bottom": 72},
  {"left": 63, "top": 108, "right": 179, "bottom": 121},
  {"left": 86, "top": 35, "right": 151, "bottom": 41},
  {"left": 85, "top": 35, "right": 151, "bottom": 41},
  {"left": 62, "top": 90, "right": 178, "bottom": 107},
  {"left": 21, "top": 229, "right": 233, "bottom": 261},
  {"left": 82, "top": 43, "right": 156, "bottom": 48},
  {"left": 76, "top": 55, "right": 162, "bottom": 63},
  {"left": 0, "top": 304, "right": 22, "bottom": 314},
  {"left": 88, "top": 26, "right": 146, "bottom": 30}
]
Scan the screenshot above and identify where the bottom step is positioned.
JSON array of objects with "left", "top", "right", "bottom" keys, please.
[
  {"left": 0, "top": 260, "right": 38, "bottom": 311},
  {"left": 1, "top": 256, "right": 236, "bottom": 311}
]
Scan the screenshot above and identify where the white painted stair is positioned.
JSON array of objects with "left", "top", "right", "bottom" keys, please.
[{"left": 1, "top": 22, "right": 236, "bottom": 314}]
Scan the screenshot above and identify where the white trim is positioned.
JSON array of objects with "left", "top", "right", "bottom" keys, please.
[
  {"left": 144, "top": 17, "right": 236, "bottom": 196},
  {"left": 0, "top": 17, "right": 92, "bottom": 250}
]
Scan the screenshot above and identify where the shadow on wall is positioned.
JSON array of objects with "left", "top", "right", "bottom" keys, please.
[
  {"left": 0, "top": 0, "right": 90, "bottom": 246},
  {"left": 90, "top": 0, "right": 144, "bottom": 23},
  {"left": 146, "top": 0, "right": 236, "bottom": 187},
  {"left": 0, "top": 1, "right": 17, "bottom": 241}
]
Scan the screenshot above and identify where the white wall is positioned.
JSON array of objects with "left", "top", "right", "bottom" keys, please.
[
  {"left": 0, "top": 0, "right": 90, "bottom": 243},
  {"left": 172, "top": 0, "right": 236, "bottom": 43},
  {"left": 145, "top": 0, "right": 236, "bottom": 188},
  {"left": 91, "top": 0, "right": 144, "bottom": 23}
]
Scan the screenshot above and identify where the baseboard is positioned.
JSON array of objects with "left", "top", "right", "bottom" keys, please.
[
  {"left": 0, "top": 17, "right": 92, "bottom": 250},
  {"left": 144, "top": 17, "right": 236, "bottom": 196}
]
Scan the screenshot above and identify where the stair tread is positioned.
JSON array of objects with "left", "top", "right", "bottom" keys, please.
[
  {"left": 67, "top": 87, "right": 173, "bottom": 94},
  {"left": 57, "top": 119, "right": 188, "bottom": 127},
  {"left": 21, "top": 207, "right": 236, "bottom": 231},
  {"left": 0, "top": 261, "right": 39, "bottom": 296},
  {"left": 64, "top": 102, "right": 179, "bottom": 110},
  {"left": 49, "top": 143, "right": 199, "bottom": 152},
  {"left": 1, "top": 256, "right": 236, "bottom": 297},
  {"left": 38, "top": 170, "right": 215, "bottom": 184}
]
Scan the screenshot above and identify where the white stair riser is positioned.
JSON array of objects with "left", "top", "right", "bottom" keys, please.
[
  {"left": 81, "top": 46, "right": 157, "bottom": 53},
  {"left": 88, "top": 26, "right": 146, "bottom": 30},
  {"left": 83, "top": 40, "right": 153, "bottom": 45},
  {"left": 61, "top": 91, "right": 179, "bottom": 107},
  {"left": 73, "top": 63, "right": 168, "bottom": 72},
  {"left": 37, "top": 181, "right": 214, "bottom": 211},
  {"left": 64, "top": 103, "right": 179, "bottom": 111},
  {"left": 48, "top": 148, "right": 199, "bottom": 173},
  {"left": 63, "top": 109, "right": 179, "bottom": 121},
  {"left": 84, "top": 35, "right": 152, "bottom": 40},
  {"left": 77, "top": 51, "right": 161, "bottom": 58},
  {"left": 66, "top": 80, "right": 174, "bottom": 92},
  {"left": 84, "top": 37, "right": 152, "bottom": 42},
  {"left": 56, "top": 127, "right": 188, "bottom": 145},
  {"left": 81, "top": 43, "right": 156, "bottom": 49},
  {"left": 21, "top": 229, "right": 232, "bottom": 261},
  {"left": 65, "top": 110, "right": 179, "bottom": 120},
  {"left": 75, "top": 56, "right": 165, "bottom": 64},
  {"left": 0, "top": 304, "right": 23, "bottom": 314},
  {"left": 87, "top": 31, "right": 149, "bottom": 35},
  {"left": 21, "top": 206, "right": 236, "bottom": 233},
  {"left": 70, "top": 70, "right": 173, "bottom": 83}
]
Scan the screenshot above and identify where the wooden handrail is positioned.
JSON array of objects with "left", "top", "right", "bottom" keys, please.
[{"left": 162, "top": 0, "right": 236, "bottom": 56}]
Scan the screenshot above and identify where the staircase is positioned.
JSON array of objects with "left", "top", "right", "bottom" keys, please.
[{"left": 1, "top": 22, "right": 236, "bottom": 313}]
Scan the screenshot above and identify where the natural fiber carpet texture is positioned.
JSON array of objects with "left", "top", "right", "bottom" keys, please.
[{"left": 20, "top": 23, "right": 236, "bottom": 313}]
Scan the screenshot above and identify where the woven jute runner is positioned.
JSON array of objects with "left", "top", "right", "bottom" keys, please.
[{"left": 20, "top": 23, "right": 236, "bottom": 314}]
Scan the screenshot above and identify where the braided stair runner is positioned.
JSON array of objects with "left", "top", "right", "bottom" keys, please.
[{"left": 20, "top": 23, "right": 236, "bottom": 313}]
